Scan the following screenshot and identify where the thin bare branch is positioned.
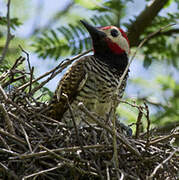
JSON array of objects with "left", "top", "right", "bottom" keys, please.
[
  {"left": 128, "top": 0, "right": 171, "bottom": 46},
  {"left": 22, "top": 165, "right": 61, "bottom": 180},
  {"left": 78, "top": 102, "right": 141, "bottom": 157},
  {"left": 0, "top": 128, "right": 26, "bottom": 145},
  {"left": 0, "top": 0, "right": 14, "bottom": 63},
  {"left": 0, "top": 162, "right": 19, "bottom": 180},
  {"left": 20, "top": 124, "right": 32, "bottom": 152},
  {"left": 148, "top": 149, "right": 178, "bottom": 179},
  {"left": 18, "top": 144, "right": 106, "bottom": 159},
  {"left": 17, "top": 49, "right": 92, "bottom": 92},
  {"left": 135, "top": 111, "right": 143, "bottom": 139},
  {"left": 117, "top": 23, "right": 175, "bottom": 97},
  {"left": 0, "top": 103, "right": 15, "bottom": 135}
]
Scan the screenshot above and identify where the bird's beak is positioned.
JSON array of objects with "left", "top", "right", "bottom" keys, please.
[{"left": 80, "top": 20, "right": 106, "bottom": 40}]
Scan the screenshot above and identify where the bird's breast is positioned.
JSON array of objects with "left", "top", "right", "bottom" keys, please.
[{"left": 61, "top": 56, "right": 128, "bottom": 124}]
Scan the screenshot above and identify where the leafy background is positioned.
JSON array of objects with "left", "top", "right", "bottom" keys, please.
[{"left": 0, "top": 0, "right": 178, "bottom": 133}]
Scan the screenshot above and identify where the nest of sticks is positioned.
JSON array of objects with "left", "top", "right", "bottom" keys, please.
[{"left": 0, "top": 55, "right": 178, "bottom": 180}]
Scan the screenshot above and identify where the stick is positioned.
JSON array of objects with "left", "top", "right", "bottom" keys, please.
[
  {"left": 144, "top": 102, "right": 151, "bottom": 147},
  {"left": 65, "top": 93, "right": 86, "bottom": 156},
  {"left": 0, "top": 162, "right": 19, "bottom": 180},
  {"left": 78, "top": 102, "right": 141, "bottom": 157},
  {"left": 22, "top": 165, "right": 61, "bottom": 180},
  {"left": 17, "top": 144, "right": 105, "bottom": 159},
  {"left": 0, "top": 103, "right": 15, "bottom": 135},
  {"left": 116, "top": 23, "right": 176, "bottom": 96},
  {"left": 0, "top": 128, "right": 26, "bottom": 145},
  {"left": 135, "top": 109, "right": 143, "bottom": 139},
  {"left": 148, "top": 149, "right": 178, "bottom": 179},
  {"left": 0, "top": 0, "right": 14, "bottom": 63},
  {"left": 17, "top": 49, "right": 92, "bottom": 91},
  {"left": 20, "top": 124, "right": 32, "bottom": 152}
]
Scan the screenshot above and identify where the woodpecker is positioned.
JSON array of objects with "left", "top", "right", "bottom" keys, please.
[{"left": 48, "top": 20, "right": 130, "bottom": 124}]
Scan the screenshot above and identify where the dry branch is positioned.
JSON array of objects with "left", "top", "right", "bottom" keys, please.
[
  {"left": 0, "top": 55, "right": 178, "bottom": 179},
  {"left": 128, "top": 0, "right": 170, "bottom": 46},
  {"left": 0, "top": 0, "right": 14, "bottom": 63},
  {"left": 0, "top": 23, "right": 178, "bottom": 178}
]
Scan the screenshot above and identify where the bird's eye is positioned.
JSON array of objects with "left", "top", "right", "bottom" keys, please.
[{"left": 110, "top": 29, "right": 119, "bottom": 37}]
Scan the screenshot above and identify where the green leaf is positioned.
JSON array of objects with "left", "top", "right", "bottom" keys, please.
[
  {"left": 33, "top": 14, "right": 115, "bottom": 59},
  {"left": 143, "top": 55, "right": 152, "bottom": 68},
  {"left": 164, "top": 0, "right": 174, "bottom": 8},
  {"left": 0, "top": 17, "right": 22, "bottom": 30},
  {"left": 75, "top": 0, "right": 102, "bottom": 9}
]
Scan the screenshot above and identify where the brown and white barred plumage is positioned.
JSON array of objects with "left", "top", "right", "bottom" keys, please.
[{"left": 48, "top": 20, "right": 130, "bottom": 124}]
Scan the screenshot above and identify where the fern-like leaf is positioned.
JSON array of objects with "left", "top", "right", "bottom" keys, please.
[{"left": 32, "top": 14, "right": 115, "bottom": 60}]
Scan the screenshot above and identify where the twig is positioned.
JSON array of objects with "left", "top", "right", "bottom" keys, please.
[
  {"left": 115, "top": 24, "right": 175, "bottom": 144},
  {"left": 119, "top": 99, "right": 144, "bottom": 109},
  {"left": 0, "top": 0, "right": 14, "bottom": 63},
  {"left": 0, "top": 84, "right": 8, "bottom": 100},
  {"left": 148, "top": 149, "right": 178, "bottom": 179},
  {"left": 18, "top": 46, "right": 34, "bottom": 93},
  {"left": 0, "top": 128, "right": 26, "bottom": 145},
  {"left": 106, "top": 164, "right": 110, "bottom": 180},
  {"left": 29, "top": 66, "right": 34, "bottom": 93},
  {"left": 63, "top": 93, "right": 86, "bottom": 156},
  {"left": 0, "top": 103, "right": 15, "bottom": 135},
  {"left": 0, "top": 162, "right": 19, "bottom": 180},
  {"left": 17, "top": 144, "right": 106, "bottom": 159},
  {"left": 149, "top": 132, "right": 179, "bottom": 145},
  {"left": 78, "top": 102, "right": 141, "bottom": 157},
  {"left": 0, "top": 85, "right": 15, "bottom": 135},
  {"left": 0, "top": 85, "right": 27, "bottom": 115},
  {"left": 2, "top": 75, "right": 26, "bottom": 88},
  {"left": 0, "top": 56, "right": 25, "bottom": 85},
  {"left": 17, "top": 49, "right": 92, "bottom": 92},
  {"left": 0, "top": 148, "right": 19, "bottom": 156},
  {"left": 40, "top": 145, "right": 72, "bottom": 163},
  {"left": 128, "top": 0, "right": 175, "bottom": 46},
  {"left": 0, "top": 85, "right": 29, "bottom": 116},
  {"left": 116, "top": 23, "right": 176, "bottom": 97},
  {"left": 135, "top": 110, "right": 143, "bottom": 139},
  {"left": 10, "top": 56, "right": 25, "bottom": 70},
  {"left": 18, "top": 45, "right": 31, "bottom": 72},
  {"left": 118, "top": 169, "right": 124, "bottom": 180},
  {"left": 38, "top": 114, "right": 66, "bottom": 127},
  {"left": 22, "top": 160, "right": 97, "bottom": 180},
  {"left": 20, "top": 124, "right": 32, "bottom": 152},
  {"left": 111, "top": 108, "right": 119, "bottom": 172},
  {"left": 0, "top": 135, "right": 11, "bottom": 150},
  {"left": 8, "top": 112, "right": 44, "bottom": 137},
  {"left": 22, "top": 164, "right": 61, "bottom": 180},
  {"left": 144, "top": 102, "right": 151, "bottom": 147}
]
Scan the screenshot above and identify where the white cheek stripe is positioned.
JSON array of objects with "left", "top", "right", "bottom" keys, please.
[
  {"left": 112, "top": 36, "right": 130, "bottom": 55},
  {"left": 119, "top": 36, "right": 130, "bottom": 55},
  {"left": 102, "top": 28, "right": 130, "bottom": 55}
]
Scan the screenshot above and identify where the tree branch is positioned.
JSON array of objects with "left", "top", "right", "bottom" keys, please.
[
  {"left": 152, "top": 28, "right": 179, "bottom": 38},
  {"left": 0, "top": 0, "right": 14, "bottom": 64},
  {"left": 128, "top": 0, "right": 170, "bottom": 47}
]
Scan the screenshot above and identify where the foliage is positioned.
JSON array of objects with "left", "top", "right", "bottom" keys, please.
[
  {"left": 0, "top": 17, "right": 22, "bottom": 30},
  {"left": 31, "top": 0, "right": 179, "bottom": 73},
  {"left": 32, "top": 14, "right": 115, "bottom": 59},
  {"left": 142, "top": 13, "right": 179, "bottom": 68},
  {"left": 32, "top": 0, "right": 129, "bottom": 59},
  {"left": 152, "top": 75, "right": 179, "bottom": 124},
  {"left": 0, "top": 0, "right": 179, "bottom": 134}
]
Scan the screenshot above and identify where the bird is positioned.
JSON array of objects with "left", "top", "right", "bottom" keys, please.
[{"left": 48, "top": 20, "right": 130, "bottom": 125}]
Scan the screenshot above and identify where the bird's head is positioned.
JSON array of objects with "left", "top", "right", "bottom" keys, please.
[{"left": 80, "top": 20, "right": 130, "bottom": 57}]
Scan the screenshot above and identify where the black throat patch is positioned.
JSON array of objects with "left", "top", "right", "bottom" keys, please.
[{"left": 94, "top": 51, "right": 129, "bottom": 73}]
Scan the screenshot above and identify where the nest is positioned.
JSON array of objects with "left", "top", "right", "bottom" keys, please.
[{"left": 0, "top": 56, "right": 178, "bottom": 180}]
